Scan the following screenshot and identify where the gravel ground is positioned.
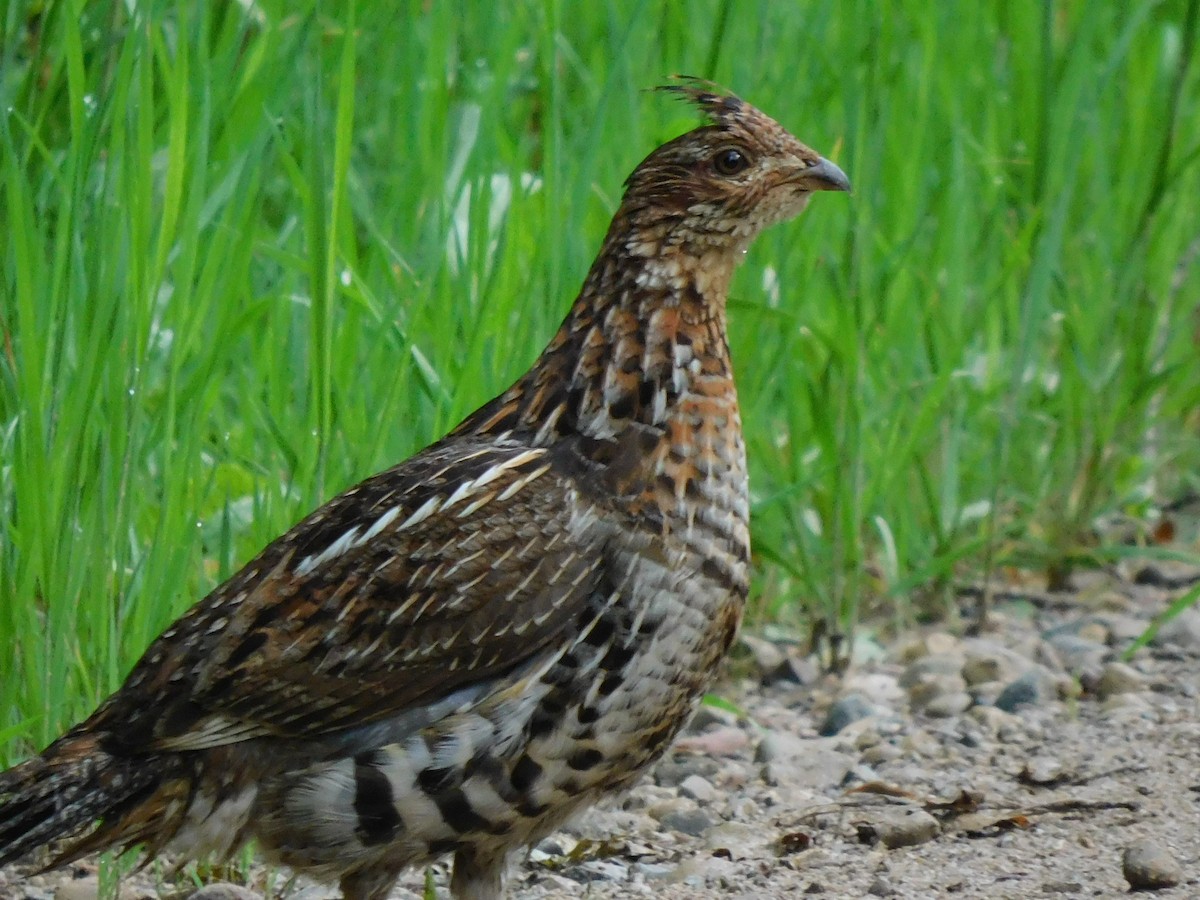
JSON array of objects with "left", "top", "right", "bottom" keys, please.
[{"left": 3, "top": 558, "right": 1199, "bottom": 900}]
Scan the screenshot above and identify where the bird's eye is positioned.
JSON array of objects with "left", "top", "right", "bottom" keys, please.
[{"left": 712, "top": 147, "right": 749, "bottom": 176}]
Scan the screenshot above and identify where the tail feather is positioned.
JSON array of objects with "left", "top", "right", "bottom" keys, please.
[{"left": 0, "top": 732, "right": 168, "bottom": 868}]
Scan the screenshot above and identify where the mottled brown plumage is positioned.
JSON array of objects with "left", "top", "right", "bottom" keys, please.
[{"left": 0, "top": 82, "right": 848, "bottom": 900}]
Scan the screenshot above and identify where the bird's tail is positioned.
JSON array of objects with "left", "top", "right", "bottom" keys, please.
[{"left": 0, "top": 730, "right": 174, "bottom": 869}]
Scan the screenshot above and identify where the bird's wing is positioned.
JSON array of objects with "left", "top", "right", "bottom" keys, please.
[{"left": 104, "top": 437, "right": 613, "bottom": 752}]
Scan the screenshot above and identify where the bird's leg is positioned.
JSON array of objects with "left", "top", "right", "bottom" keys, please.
[
  {"left": 449, "top": 846, "right": 505, "bottom": 900},
  {"left": 338, "top": 864, "right": 402, "bottom": 900}
]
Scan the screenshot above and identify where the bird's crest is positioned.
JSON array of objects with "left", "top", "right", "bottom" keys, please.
[{"left": 655, "top": 76, "right": 746, "bottom": 130}]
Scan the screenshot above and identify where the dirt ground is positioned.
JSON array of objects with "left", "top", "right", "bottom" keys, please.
[{"left": 3, "top": 556, "right": 1199, "bottom": 900}]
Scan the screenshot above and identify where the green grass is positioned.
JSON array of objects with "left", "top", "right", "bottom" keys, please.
[{"left": 2, "top": 0, "right": 1199, "bottom": 755}]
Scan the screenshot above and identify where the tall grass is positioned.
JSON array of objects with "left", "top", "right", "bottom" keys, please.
[{"left": 2, "top": 0, "right": 1198, "bottom": 754}]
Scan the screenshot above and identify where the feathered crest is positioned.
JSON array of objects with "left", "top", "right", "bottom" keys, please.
[{"left": 655, "top": 76, "right": 745, "bottom": 129}]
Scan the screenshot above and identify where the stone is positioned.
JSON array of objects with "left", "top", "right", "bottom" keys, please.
[
  {"left": 188, "top": 886, "right": 262, "bottom": 900},
  {"left": 1149, "top": 607, "right": 1200, "bottom": 649},
  {"left": 660, "top": 806, "right": 716, "bottom": 837},
  {"left": 899, "top": 653, "right": 964, "bottom": 688},
  {"left": 54, "top": 878, "right": 100, "bottom": 900},
  {"left": 858, "top": 807, "right": 940, "bottom": 849},
  {"left": 907, "top": 673, "right": 968, "bottom": 711},
  {"left": 994, "top": 668, "right": 1059, "bottom": 712},
  {"left": 1095, "top": 661, "right": 1148, "bottom": 699},
  {"left": 761, "top": 744, "right": 855, "bottom": 790},
  {"left": 741, "top": 633, "right": 786, "bottom": 674},
  {"left": 961, "top": 638, "right": 1027, "bottom": 686},
  {"left": 867, "top": 875, "right": 898, "bottom": 896},
  {"left": 861, "top": 742, "right": 903, "bottom": 765},
  {"left": 820, "top": 692, "right": 877, "bottom": 735},
  {"left": 923, "top": 691, "right": 973, "bottom": 717},
  {"left": 701, "top": 821, "right": 775, "bottom": 860},
  {"left": 678, "top": 774, "right": 720, "bottom": 804},
  {"left": 1044, "top": 632, "right": 1106, "bottom": 676},
  {"left": 1122, "top": 838, "right": 1183, "bottom": 890}
]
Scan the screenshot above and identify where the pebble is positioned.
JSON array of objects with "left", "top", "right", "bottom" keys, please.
[
  {"left": 678, "top": 774, "right": 720, "bottom": 804},
  {"left": 188, "top": 886, "right": 262, "bottom": 900},
  {"left": 858, "top": 807, "right": 940, "bottom": 848},
  {"left": 659, "top": 806, "right": 715, "bottom": 837},
  {"left": 1122, "top": 838, "right": 1183, "bottom": 889},
  {"left": 897, "top": 631, "right": 960, "bottom": 662},
  {"left": 1044, "top": 632, "right": 1107, "bottom": 676},
  {"left": 701, "top": 821, "right": 774, "bottom": 860},
  {"left": 820, "top": 692, "right": 877, "bottom": 735},
  {"left": 54, "top": 877, "right": 100, "bottom": 900},
  {"left": 994, "top": 667, "right": 1059, "bottom": 712},
  {"left": 900, "top": 728, "right": 942, "bottom": 758},
  {"left": 922, "top": 691, "right": 973, "bottom": 718},
  {"left": 899, "top": 653, "right": 964, "bottom": 688},
  {"left": 741, "top": 633, "right": 786, "bottom": 674},
  {"left": 867, "top": 874, "right": 898, "bottom": 896},
  {"left": 1149, "top": 607, "right": 1200, "bottom": 649},
  {"left": 1095, "top": 661, "right": 1148, "bottom": 699},
  {"left": 754, "top": 730, "right": 808, "bottom": 763},
  {"left": 844, "top": 671, "right": 905, "bottom": 704},
  {"left": 907, "top": 673, "right": 968, "bottom": 711},
  {"left": 761, "top": 746, "right": 854, "bottom": 790},
  {"left": 861, "top": 742, "right": 903, "bottom": 765},
  {"left": 961, "top": 638, "right": 1027, "bottom": 686}
]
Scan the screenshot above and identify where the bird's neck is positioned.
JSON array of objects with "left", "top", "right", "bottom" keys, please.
[{"left": 455, "top": 220, "right": 746, "bottom": 452}]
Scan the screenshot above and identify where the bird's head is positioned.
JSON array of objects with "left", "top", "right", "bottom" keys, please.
[{"left": 619, "top": 80, "right": 850, "bottom": 255}]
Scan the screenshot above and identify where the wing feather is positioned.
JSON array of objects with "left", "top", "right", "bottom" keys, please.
[{"left": 98, "top": 437, "right": 608, "bottom": 753}]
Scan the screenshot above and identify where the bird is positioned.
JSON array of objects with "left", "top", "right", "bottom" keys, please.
[{"left": 0, "top": 81, "right": 849, "bottom": 900}]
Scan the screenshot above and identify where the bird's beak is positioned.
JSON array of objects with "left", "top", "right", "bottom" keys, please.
[{"left": 798, "top": 157, "right": 851, "bottom": 193}]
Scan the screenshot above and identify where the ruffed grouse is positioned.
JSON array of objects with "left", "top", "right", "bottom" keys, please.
[{"left": 0, "top": 83, "right": 848, "bottom": 899}]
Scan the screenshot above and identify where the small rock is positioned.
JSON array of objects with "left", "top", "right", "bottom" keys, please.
[
  {"left": 969, "top": 704, "right": 1019, "bottom": 735},
  {"left": 923, "top": 691, "right": 973, "bottom": 718},
  {"left": 755, "top": 730, "right": 808, "bottom": 764},
  {"left": 678, "top": 774, "right": 720, "bottom": 804},
  {"left": 632, "top": 860, "right": 676, "bottom": 880},
  {"left": 1101, "top": 691, "right": 1154, "bottom": 718},
  {"left": 761, "top": 745, "right": 854, "bottom": 790},
  {"left": 701, "top": 821, "right": 774, "bottom": 860},
  {"left": 188, "top": 886, "right": 263, "bottom": 900},
  {"left": 1122, "top": 838, "right": 1183, "bottom": 890},
  {"left": 1021, "top": 755, "right": 1068, "bottom": 785},
  {"left": 967, "top": 679, "right": 1006, "bottom": 706},
  {"left": 1040, "top": 880, "right": 1084, "bottom": 893},
  {"left": 820, "top": 693, "right": 877, "bottom": 735},
  {"left": 648, "top": 797, "right": 694, "bottom": 822},
  {"left": 961, "top": 639, "right": 1027, "bottom": 686},
  {"left": 855, "top": 727, "right": 884, "bottom": 750},
  {"left": 844, "top": 671, "right": 905, "bottom": 704},
  {"left": 995, "top": 668, "right": 1059, "bottom": 712},
  {"left": 1044, "top": 632, "right": 1106, "bottom": 676},
  {"left": 741, "top": 633, "right": 786, "bottom": 675},
  {"left": 1101, "top": 613, "right": 1152, "bottom": 645},
  {"left": 54, "top": 877, "right": 100, "bottom": 900},
  {"left": 1095, "top": 661, "right": 1148, "bottom": 699},
  {"left": 899, "top": 653, "right": 964, "bottom": 688},
  {"left": 897, "top": 632, "right": 961, "bottom": 662},
  {"left": 1077, "top": 620, "right": 1109, "bottom": 645},
  {"left": 690, "top": 702, "right": 740, "bottom": 730},
  {"left": 660, "top": 806, "right": 716, "bottom": 837},
  {"left": 867, "top": 874, "right": 898, "bottom": 896},
  {"left": 858, "top": 807, "right": 940, "bottom": 849},
  {"left": 901, "top": 728, "right": 941, "bottom": 758},
  {"left": 1149, "top": 607, "right": 1200, "bottom": 649},
  {"left": 907, "top": 673, "right": 968, "bottom": 711},
  {"left": 861, "top": 742, "right": 903, "bottom": 765}
]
